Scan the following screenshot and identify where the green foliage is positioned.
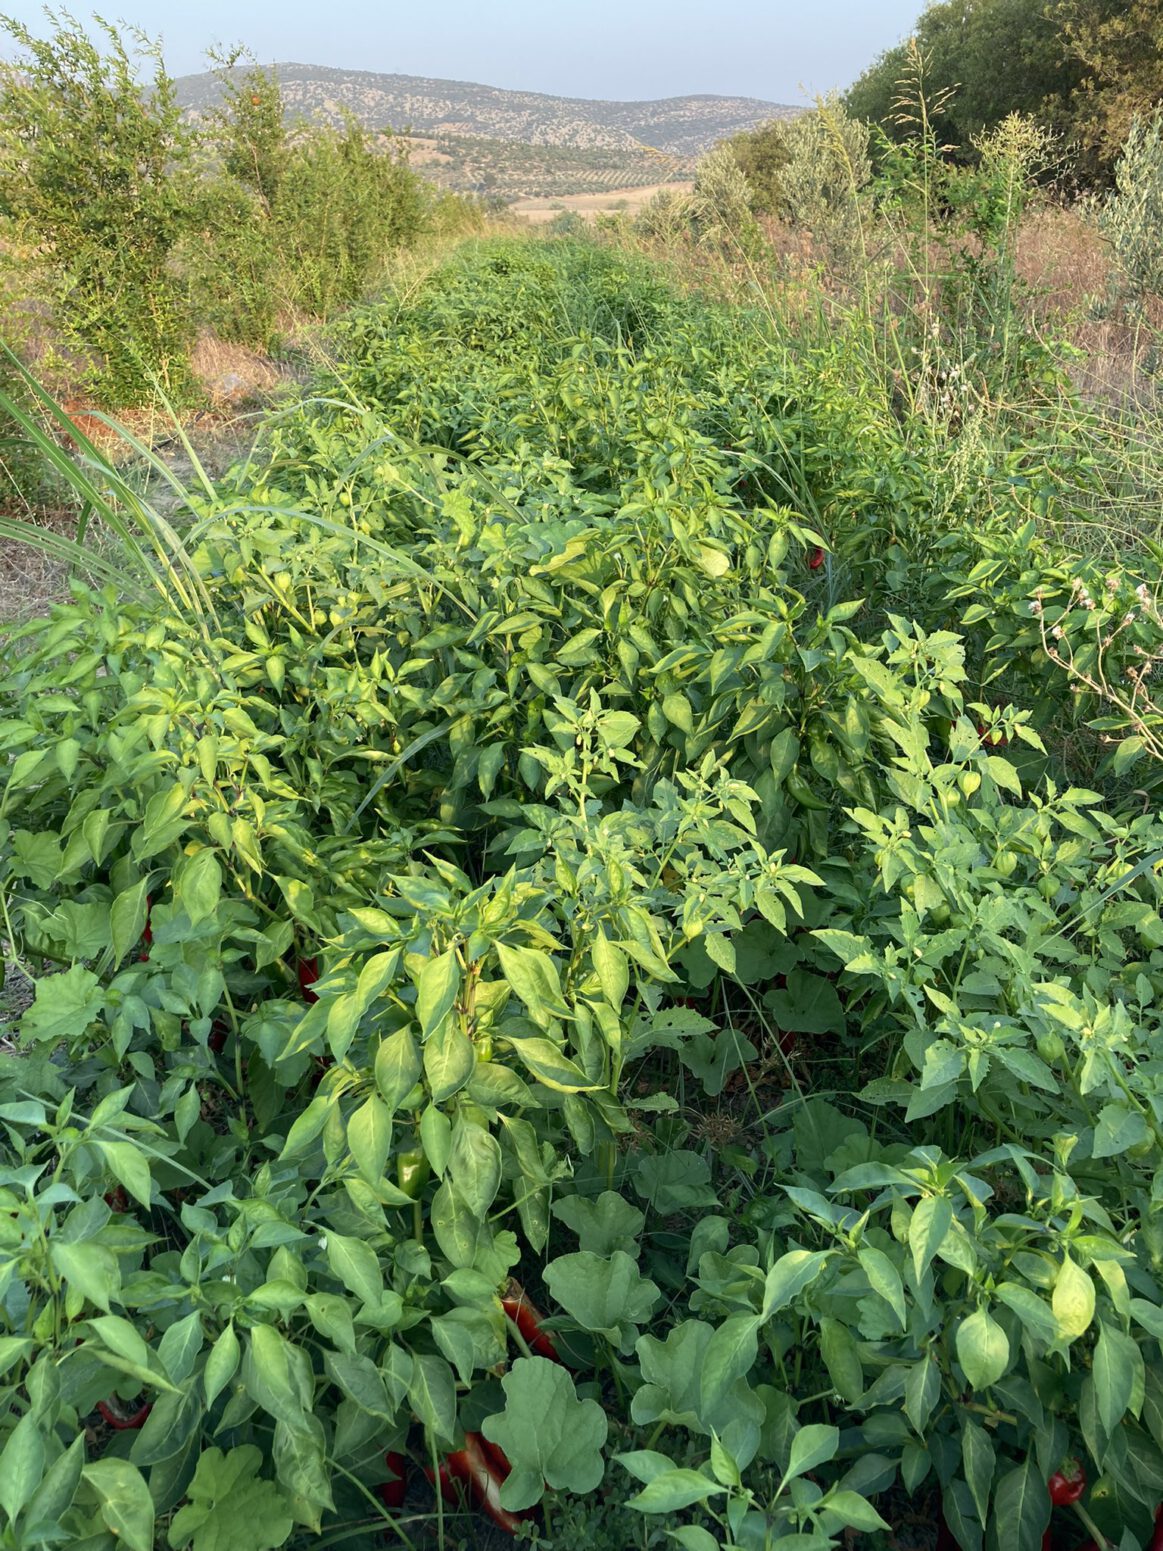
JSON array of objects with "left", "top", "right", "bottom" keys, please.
[
  {"left": 724, "top": 119, "right": 791, "bottom": 217},
  {"left": 1101, "top": 112, "right": 1163, "bottom": 318},
  {"left": 0, "top": 10, "right": 196, "bottom": 405},
  {"left": 765, "top": 97, "right": 872, "bottom": 269},
  {"left": 2, "top": 240, "right": 1163, "bottom": 1551},
  {"left": 844, "top": 0, "right": 1163, "bottom": 187}
]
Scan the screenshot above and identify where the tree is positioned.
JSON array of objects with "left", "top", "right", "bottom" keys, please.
[
  {"left": 845, "top": 0, "right": 1080, "bottom": 167},
  {"left": 1057, "top": 0, "right": 1163, "bottom": 174},
  {"left": 841, "top": 0, "right": 1163, "bottom": 185},
  {"left": 725, "top": 119, "right": 790, "bottom": 215},
  {"left": 0, "top": 9, "right": 196, "bottom": 403}
]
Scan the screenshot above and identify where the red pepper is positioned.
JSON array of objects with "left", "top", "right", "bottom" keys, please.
[
  {"left": 298, "top": 957, "right": 319, "bottom": 1004},
  {"left": 140, "top": 894, "right": 153, "bottom": 961},
  {"left": 103, "top": 1186, "right": 128, "bottom": 1213},
  {"left": 1048, "top": 1459, "right": 1086, "bottom": 1506},
  {"left": 1150, "top": 1504, "right": 1163, "bottom": 1551},
  {"left": 502, "top": 1280, "right": 561, "bottom": 1363},
  {"left": 97, "top": 1398, "right": 152, "bottom": 1431},
  {"left": 378, "top": 1450, "right": 407, "bottom": 1509},
  {"left": 445, "top": 1433, "right": 531, "bottom": 1535},
  {"left": 424, "top": 1459, "right": 459, "bottom": 1509},
  {"left": 208, "top": 1021, "right": 228, "bottom": 1055},
  {"left": 808, "top": 546, "right": 825, "bottom": 570}
]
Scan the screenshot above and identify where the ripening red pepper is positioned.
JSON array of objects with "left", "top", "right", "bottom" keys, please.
[
  {"left": 298, "top": 957, "right": 319, "bottom": 1004},
  {"left": 501, "top": 1281, "right": 561, "bottom": 1363},
  {"left": 103, "top": 1186, "right": 128, "bottom": 1213},
  {"left": 1048, "top": 1459, "right": 1087, "bottom": 1506},
  {"left": 97, "top": 1398, "right": 152, "bottom": 1431},
  {"left": 424, "top": 1459, "right": 459, "bottom": 1508},
  {"left": 807, "top": 546, "right": 825, "bottom": 570},
  {"left": 444, "top": 1433, "right": 530, "bottom": 1535},
  {"left": 378, "top": 1450, "right": 407, "bottom": 1509}
]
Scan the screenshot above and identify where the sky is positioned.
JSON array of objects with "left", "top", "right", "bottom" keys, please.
[{"left": 0, "top": 0, "right": 925, "bottom": 102}]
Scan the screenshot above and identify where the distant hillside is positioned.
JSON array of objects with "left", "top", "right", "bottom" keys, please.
[{"left": 173, "top": 64, "right": 798, "bottom": 196}]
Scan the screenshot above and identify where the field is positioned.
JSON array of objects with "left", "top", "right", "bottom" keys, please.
[
  {"left": 4, "top": 9, "right": 1163, "bottom": 1546},
  {"left": 3, "top": 219, "right": 1163, "bottom": 1551},
  {"left": 509, "top": 181, "right": 695, "bottom": 223}
]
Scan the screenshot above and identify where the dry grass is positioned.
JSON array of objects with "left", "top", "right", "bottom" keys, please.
[{"left": 512, "top": 181, "right": 694, "bottom": 225}]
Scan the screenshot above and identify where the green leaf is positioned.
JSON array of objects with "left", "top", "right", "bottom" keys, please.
[
  {"left": 178, "top": 850, "right": 222, "bottom": 928},
  {"left": 592, "top": 930, "right": 629, "bottom": 1009},
  {"left": 416, "top": 948, "right": 460, "bottom": 1039},
  {"left": 858, "top": 1246, "right": 907, "bottom": 1330},
  {"left": 1094, "top": 1321, "right": 1141, "bottom": 1437},
  {"left": 506, "top": 1036, "right": 597, "bottom": 1092},
  {"left": 482, "top": 1357, "right": 608, "bottom": 1510},
  {"left": 0, "top": 1412, "right": 45, "bottom": 1524},
  {"left": 634, "top": 1150, "right": 718, "bottom": 1216},
  {"left": 423, "top": 1019, "right": 475, "bottom": 1104},
  {"left": 325, "top": 1232, "right": 383, "bottom": 1308},
  {"left": 168, "top": 1445, "right": 294, "bottom": 1551},
  {"left": 991, "top": 1456, "right": 1050, "bottom": 1551},
  {"left": 204, "top": 1325, "right": 240, "bottom": 1408},
  {"left": 904, "top": 1355, "right": 940, "bottom": 1435},
  {"left": 956, "top": 1308, "right": 1010, "bottom": 1391},
  {"left": 82, "top": 1458, "right": 155, "bottom": 1551},
  {"left": 496, "top": 943, "right": 568, "bottom": 1030},
  {"left": 375, "top": 1027, "right": 422, "bottom": 1111},
  {"left": 24, "top": 1433, "right": 85, "bottom": 1539},
  {"left": 699, "top": 1315, "right": 760, "bottom": 1426},
  {"left": 768, "top": 972, "right": 844, "bottom": 1035},
  {"left": 762, "top": 1250, "right": 830, "bottom": 1319},
  {"left": 447, "top": 1116, "right": 502, "bottom": 1219},
  {"left": 110, "top": 878, "right": 150, "bottom": 962},
  {"left": 626, "top": 1469, "right": 724, "bottom": 1513},
  {"left": 782, "top": 1424, "right": 839, "bottom": 1485},
  {"left": 407, "top": 1353, "right": 457, "bottom": 1443},
  {"left": 1053, "top": 1253, "right": 1095, "bottom": 1342},
  {"left": 825, "top": 1489, "right": 890, "bottom": 1532},
  {"left": 544, "top": 1250, "right": 660, "bottom": 1354},
  {"left": 551, "top": 1191, "right": 644, "bottom": 1256},
  {"left": 346, "top": 1095, "right": 393, "bottom": 1185},
  {"left": 97, "top": 1140, "right": 151, "bottom": 1210},
  {"left": 909, "top": 1196, "right": 953, "bottom": 1282},
  {"left": 961, "top": 1419, "right": 995, "bottom": 1526},
  {"left": 1093, "top": 1102, "right": 1150, "bottom": 1159},
  {"left": 820, "top": 1317, "right": 864, "bottom": 1405},
  {"left": 49, "top": 1240, "right": 119, "bottom": 1313},
  {"left": 22, "top": 963, "right": 104, "bottom": 1044}
]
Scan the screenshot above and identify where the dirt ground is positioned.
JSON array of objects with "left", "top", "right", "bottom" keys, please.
[{"left": 510, "top": 180, "right": 693, "bottom": 224}]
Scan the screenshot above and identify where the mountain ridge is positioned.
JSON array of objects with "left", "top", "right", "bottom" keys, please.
[{"left": 173, "top": 62, "right": 798, "bottom": 162}]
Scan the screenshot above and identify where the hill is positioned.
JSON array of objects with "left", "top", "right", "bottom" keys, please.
[{"left": 173, "top": 64, "right": 797, "bottom": 196}]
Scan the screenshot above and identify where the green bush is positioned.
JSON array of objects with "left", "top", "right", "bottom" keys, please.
[
  {"left": 1101, "top": 111, "right": 1163, "bottom": 319},
  {"left": 0, "top": 12, "right": 196, "bottom": 406},
  {"left": 2, "top": 241, "right": 1163, "bottom": 1551}
]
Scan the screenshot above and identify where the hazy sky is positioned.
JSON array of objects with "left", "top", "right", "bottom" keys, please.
[{"left": 0, "top": 1, "right": 925, "bottom": 102}]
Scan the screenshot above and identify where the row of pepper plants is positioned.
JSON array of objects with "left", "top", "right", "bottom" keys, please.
[{"left": 2, "top": 240, "right": 1163, "bottom": 1551}]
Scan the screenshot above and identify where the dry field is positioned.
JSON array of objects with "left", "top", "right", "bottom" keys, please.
[{"left": 510, "top": 181, "right": 694, "bottom": 223}]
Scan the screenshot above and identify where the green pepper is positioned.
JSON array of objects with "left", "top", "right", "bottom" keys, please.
[
  {"left": 397, "top": 1149, "right": 430, "bottom": 1200},
  {"left": 785, "top": 769, "right": 829, "bottom": 812}
]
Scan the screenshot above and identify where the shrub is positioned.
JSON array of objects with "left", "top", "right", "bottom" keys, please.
[
  {"left": 3, "top": 241, "right": 1163, "bottom": 1551},
  {"left": 689, "top": 143, "right": 761, "bottom": 252},
  {"left": 1100, "top": 111, "right": 1163, "bottom": 318},
  {"left": 0, "top": 11, "right": 196, "bottom": 406},
  {"left": 769, "top": 97, "right": 872, "bottom": 268}
]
